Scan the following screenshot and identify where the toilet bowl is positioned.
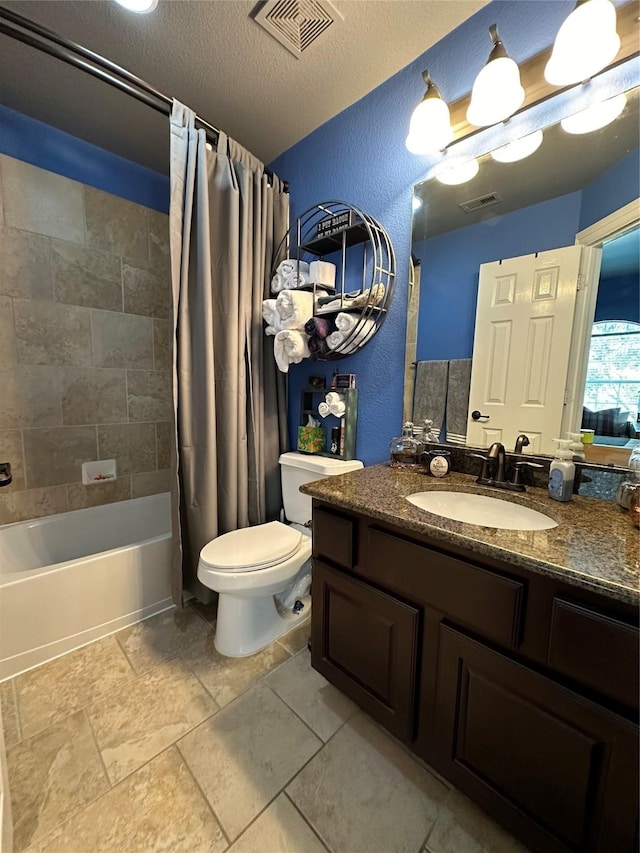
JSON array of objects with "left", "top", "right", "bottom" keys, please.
[{"left": 197, "top": 452, "right": 363, "bottom": 658}]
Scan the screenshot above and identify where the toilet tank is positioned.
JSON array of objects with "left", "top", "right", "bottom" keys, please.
[{"left": 279, "top": 452, "right": 363, "bottom": 525}]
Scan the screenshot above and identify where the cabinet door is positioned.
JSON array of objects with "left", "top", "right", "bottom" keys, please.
[
  {"left": 433, "top": 625, "right": 638, "bottom": 853},
  {"left": 311, "top": 559, "right": 420, "bottom": 743}
]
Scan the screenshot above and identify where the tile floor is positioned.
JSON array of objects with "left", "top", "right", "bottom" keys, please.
[{"left": 1, "top": 605, "right": 531, "bottom": 853}]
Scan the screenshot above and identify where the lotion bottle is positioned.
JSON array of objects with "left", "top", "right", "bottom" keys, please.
[{"left": 548, "top": 439, "right": 575, "bottom": 502}]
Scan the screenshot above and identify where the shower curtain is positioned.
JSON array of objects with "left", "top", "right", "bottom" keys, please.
[{"left": 169, "top": 100, "right": 289, "bottom": 605}]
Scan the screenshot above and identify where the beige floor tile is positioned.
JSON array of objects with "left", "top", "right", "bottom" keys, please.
[
  {"left": 438, "top": 790, "right": 531, "bottom": 853},
  {"left": 278, "top": 618, "right": 311, "bottom": 655},
  {"left": 7, "top": 710, "right": 109, "bottom": 852},
  {"left": 287, "top": 712, "right": 448, "bottom": 853},
  {"left": 39, "top": 747, "right": 227, "bottom": 853},
  {"left": 178, "top": 683, "right": 322, "bottom": 842},
  {"left": 1, "top": 678, "right": 21, "bottom": 748},
  {"left": 116, "top": 606, "right": 213, "bottom": 675},
  {"left": 86, "top": 660, "right": 218, "bottom": 784},
  {"left": 15, "top": 637, "right": 135, "bottom": 739},
  {"left": 228, "top": 794, "right": 327, "bottom": 853},
  {"left": 180, "top": 634, "right": 290, "bottom": 707},
  {"left": 424, "top": 803, "right": 484, "bottom": 853},
  {"left": 266, "top": 649, "right": 356, "bottom": 742},
  {"left": 189, "top": 598, "right": 218, "bottom": 624}
]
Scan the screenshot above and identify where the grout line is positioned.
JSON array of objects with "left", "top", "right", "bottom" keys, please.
[
  {"left": 9, "top": 677, "right": 22, "bottom": 746},
  {"left": 82, "top": 707, "right": 113, "bottom": 789},
  {"left": 261, "top": 680, "right": 325, "bottom": 747},
  {"left": 174, "top": 739, "right": 232, "bottom": 849},
  {"left": 283, "top": 790, "right": 332, "bottom": 852}
]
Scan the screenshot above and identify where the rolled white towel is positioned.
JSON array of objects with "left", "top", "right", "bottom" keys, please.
[
  {"left": 275, "top": 289, "right": 315, "bottom": 331},
  {"left": 262, "top": 298, "right": 281, "bottom": 335},
  {"left": 278, "top": 259, "right": 310, "bottom": 278},
  {"left": 317, "top": 402, "right": 331, "bottom": 418},
  {"left": 334, "top": 312, "right": 358, "bottom": 333},
  {"left": 271, "top": 271, "right": 289, "bottom": 294},
  {"left": 327, "top": 317, "right": 376, "bottom": 353},
  {"left": 273, "top": 330, "right": 310, "bottom": 373},
  {"left": 324, "top": 391, "right": 342, "bottom": 406},
  {"left": 285, "top": 269, "right": 311, "bottom": 289},
  {"left": 329, "top": 401, "right": 346, "bottom": 417},
  {"left": 310, "top": 260, "right": 336, "bottom": 289}
]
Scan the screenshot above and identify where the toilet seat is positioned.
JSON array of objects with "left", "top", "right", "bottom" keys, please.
[{"left": 199, "top": 521, "right": 302, "bottom": 572}]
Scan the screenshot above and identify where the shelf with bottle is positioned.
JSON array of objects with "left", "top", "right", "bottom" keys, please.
[{"left": 299, "top": 386, "right": 358, "bottom": 461}]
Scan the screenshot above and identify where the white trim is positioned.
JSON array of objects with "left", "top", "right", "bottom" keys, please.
[{"left": 575, "top": 198, "right": 640, "bottom": 247}]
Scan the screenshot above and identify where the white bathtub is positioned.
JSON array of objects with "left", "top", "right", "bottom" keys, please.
[{"left": 0, "top": 493, "right": 173, "bottom": 681}]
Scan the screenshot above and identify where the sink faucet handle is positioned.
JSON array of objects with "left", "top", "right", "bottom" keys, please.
[
  {"left": 466, "top": 452, "right": 487, "bottom": 461},
  {"left": 512, "top": 460, "right": 544, "bottom": 488}
]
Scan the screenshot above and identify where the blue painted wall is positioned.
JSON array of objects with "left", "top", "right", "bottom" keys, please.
[
  {"left": 0, "top": 103, "right": 169, "bottom": 212},
  {"left": 270, "top": 0, "right": 639, "bottom": 465},
  {"left": 580, "top": 148, "right": 640, "bottom": 230}
]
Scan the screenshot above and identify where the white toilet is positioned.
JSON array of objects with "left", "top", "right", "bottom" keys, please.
[{"left": 197, "top": 451, "right": 363, "bottom": 657}]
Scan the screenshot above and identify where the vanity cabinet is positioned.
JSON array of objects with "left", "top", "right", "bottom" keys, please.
[{"left": 310, "top": 500, "right": 639, "bottom": 853}]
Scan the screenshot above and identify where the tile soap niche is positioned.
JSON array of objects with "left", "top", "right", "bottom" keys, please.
[{"left": 82, "top": 459, "right": 117, "bottom": 485}]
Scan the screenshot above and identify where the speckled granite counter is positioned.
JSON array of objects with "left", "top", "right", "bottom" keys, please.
[{"left": 301, "top": 464, "right": 640, "bottom": 606}]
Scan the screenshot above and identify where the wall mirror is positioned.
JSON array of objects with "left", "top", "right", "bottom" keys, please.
[{"left": 409, "top": 84, "right": 639, "bottom": 460}]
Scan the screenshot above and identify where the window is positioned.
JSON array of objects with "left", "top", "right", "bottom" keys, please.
[{"left": 583, "top": 320, "right": 640, "bottom": 420}]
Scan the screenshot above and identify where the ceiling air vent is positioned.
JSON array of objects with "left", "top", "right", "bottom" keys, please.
[
  {"left": 459, "top": 192, "right": 503, "bottom": 214},
  {"left": 253, "top": 0, "right": 342, "bottom": 58}
]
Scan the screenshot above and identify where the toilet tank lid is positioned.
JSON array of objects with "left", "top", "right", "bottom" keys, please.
[{"left": 279, "top": 452, "right": 364, "bottom": 476}]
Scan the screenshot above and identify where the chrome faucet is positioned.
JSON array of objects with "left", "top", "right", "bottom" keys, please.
[
  {"left": 0, "top": 462, "right": 12, "bottom": 487},
  {"left": 514, "top": 434, "right": 530, "bottom": 454}
]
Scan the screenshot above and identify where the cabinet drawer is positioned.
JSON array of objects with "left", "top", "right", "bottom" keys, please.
[
  {"left": 312, "top": 507, "right": 355, "bottom": 569},
  {"left": 548, "top": 598, "right": 639, "bottom": 710},
  {"left": 311, "top": 559, "right": 419, "bottom": 743},
  {"left": 365, "top": 528, "right": 524, "bottom": 648}
]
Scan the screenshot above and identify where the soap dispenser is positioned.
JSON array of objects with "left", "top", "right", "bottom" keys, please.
[
  {"left": 390, "top": 422, "right": 420, "bottom": 468},
  {"left": 567, "top": 432, "right": 586, "bottom": 462},
  {"left": 548, "top": 439, "right": 575, "bottom": 502}
]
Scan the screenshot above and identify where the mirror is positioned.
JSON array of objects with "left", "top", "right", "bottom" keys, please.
[{"left": 410, "top": 85, "right": 639, "bottom": 456}]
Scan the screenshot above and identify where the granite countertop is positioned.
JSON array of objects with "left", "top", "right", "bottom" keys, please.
[{"left": 301, "top": 464, "right": 640, "bottom": 606}]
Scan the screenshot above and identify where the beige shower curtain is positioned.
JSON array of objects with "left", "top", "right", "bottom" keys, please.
[{"left": 169, "top": 100, "right": 289, "bottom": 605}]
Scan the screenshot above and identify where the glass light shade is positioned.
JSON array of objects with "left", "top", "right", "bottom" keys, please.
[
  {"left": 406, "top": 97, "right": 453, "bottom": 154},
  {"left": 560, "top": 93, "right": 627, "bottom": 134},
  {"left": 412, "top": 196, "right": 422, "bottom": 212},
  {"left": 544, "top": 0, "right": 620, "bottom": 86},
  {"left": 436, "top": 159, "right": 479, "bottom": 186},
  {"left": 113, "top": 0, "right": 158, "bottom": 12},
  {"left": 491, "top": 130, "right": 544, "bottom": 163},
  {"left": 466, "top": 56, "right": 525, "bottom": 127}
]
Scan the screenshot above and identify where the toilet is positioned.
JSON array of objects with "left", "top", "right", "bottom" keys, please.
[{"left": 197, "top": 451, "right": 363, "bottom": 657}]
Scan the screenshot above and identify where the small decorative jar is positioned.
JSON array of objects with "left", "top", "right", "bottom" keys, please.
[
  {"left": 425, "top": 449, "right": 451, "bottom": 478},
  {"left": 390, "top": 422, "right": 421, "bottom": 469}
]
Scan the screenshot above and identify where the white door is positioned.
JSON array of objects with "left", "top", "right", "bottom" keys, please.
[{"left": 467, "top": 245, "right": 587, "bottom": 455}]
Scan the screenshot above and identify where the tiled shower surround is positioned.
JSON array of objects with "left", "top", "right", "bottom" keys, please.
[{"left": 0, "top": 154, "right": 172, "bottom": 524}]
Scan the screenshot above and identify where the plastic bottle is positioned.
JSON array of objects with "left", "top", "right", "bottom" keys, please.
[
  {"left": 548, "top": 439, "right": 575, "bottom": 502},
  {"left": 567, "top": 431, "right": 586, "bottom": 461}
]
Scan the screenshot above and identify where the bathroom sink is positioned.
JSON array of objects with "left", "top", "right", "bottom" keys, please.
[{"left": 406, "top": 491, "right": 558, "bottom": 531}]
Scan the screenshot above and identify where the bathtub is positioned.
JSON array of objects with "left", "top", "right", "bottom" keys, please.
[{"left": 0, "top": 493, "right": 173, "bottom": 681}]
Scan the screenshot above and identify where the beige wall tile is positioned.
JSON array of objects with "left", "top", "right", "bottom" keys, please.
[
  {"left": 127, "top": 370, "right": 171, "bottom": 422},
  {"left": 0, "top": 295, "right": 15, "bottom": 365},
  {"left": 51, "top": 240, "right": 122, "bottom": 311},
  {"left": 2, "top": 157, "right": 84, "bottom": 244},
  {"left": 1, "top": 680, "right": 21, "bottom": 748},
  {"left": 123, "top": 260, "right": 170, "bottom": 319},
  {"left": 131, "top": 468, "right": 171, "bottom": 498},
  {"left": 14, "top": 300, "right": 92, "bottom": 367},
  {"left": 66, "top": 476, "right": 132, "bottom": 511},
  {"left": 152, "top": 318, "right": 171, "bottom": 370},
  {"left": 39, "top": 748, "right": 227, "bottom": 853},
  {"left": 23, "top": 425, "right": 98, "bottom": 488},
  {"left": 7, "top": 710, "right": 109, "bottom": 852},
  {"left": 0, "top": 226, "right": 52, "bottom": 301},
  {"left": 15, "top": 636, "right": 134, "bottom": 739},
  {"left": 147, "top": 209, "right": 170, "bottom": 275},
  {"left": 0, "top": 485, "right": 68, "bottom": 525},
  {"left": 0, "top": 429, "right": 25, "bottom": 491},
  {"left": 85, "top": 186, "right": 147, "bottom": 261},
  {"left": 0, "top": 365, "right": 63, "bottom": 429},
  {"left": 91, "top": 310, "right": 153, "bottom": 370},
  {"left": 98, "top": 422, "right": 156, "bottom": 475},
  {"left": 155, "top": 421, "right": 171, "bottom": 469},
  {"left": 61, "top": 367, "right": 127, "bottom": 425}
]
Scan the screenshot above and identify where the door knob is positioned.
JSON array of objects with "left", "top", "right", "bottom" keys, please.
[{"left": 471, "top": 411, "right": 490, "bottom": 422}]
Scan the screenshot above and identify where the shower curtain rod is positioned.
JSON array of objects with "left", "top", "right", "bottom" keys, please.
[{"left": 0, "top": 5, "right": 288, "bottom": 191}]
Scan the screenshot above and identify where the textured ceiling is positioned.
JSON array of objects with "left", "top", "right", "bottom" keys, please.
[{"left": 0, "top": 0, "right": 487, "bottom": 174}]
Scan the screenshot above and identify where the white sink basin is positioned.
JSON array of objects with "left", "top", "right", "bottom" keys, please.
[{"left": 406, "top": 491, "right": 558, "bottom": 531}]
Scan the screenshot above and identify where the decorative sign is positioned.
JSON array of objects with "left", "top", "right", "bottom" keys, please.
[{"left": 316, "top": 210, "right": 354, "bottom": 239}]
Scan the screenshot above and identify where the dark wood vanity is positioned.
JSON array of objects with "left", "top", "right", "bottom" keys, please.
[{"left": 307, "top": 470, "right": 639, "bottom": 853}]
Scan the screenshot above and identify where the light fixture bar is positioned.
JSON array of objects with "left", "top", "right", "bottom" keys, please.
[{"left": 446, "top": 0, "right": 638, "bottom": 146}]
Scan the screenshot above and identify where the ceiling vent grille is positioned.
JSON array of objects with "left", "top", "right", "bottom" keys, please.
[
  {"left": 459, "top": 192, "right": 503, "bottom": 213},
  {"left": 253, "top": 0, "right": 342, "bottom": 58}
]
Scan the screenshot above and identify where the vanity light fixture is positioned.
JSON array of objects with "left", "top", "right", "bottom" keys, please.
[
  {"left": 405, "top": 71, "right": 454, "bottom": 155},
  {"left": 466, "top": 25, "right": 524, "bottom": 127},
  {"left": 113, "top": 0, "right": 158, "bottom": 13},
  {"left": 544, "top": 0, "right": 620, "bottom": 86},
  {"left": 436, "top": 158, "right": 479, "bottom": 186},
  {"left": 560, "top": 92, "right": 627, "bottom": 134},
  {"left": 491, "top": 129, "right": 544, "bottom": 163},
  {"left": 412, "top": 196, "right": 423, "bottom": 212}
]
